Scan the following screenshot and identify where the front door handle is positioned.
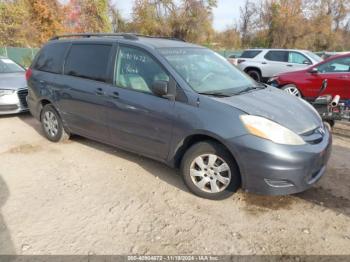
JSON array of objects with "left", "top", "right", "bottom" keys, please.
[
  {"left": 95, "top": 88, "right": 104, "bottom": 96},
  {"left": 287, "top": 64, "right": 293, "bottom": 67},
  {"left": 338, "top": 75, "right": 349, "bottom": 79}
]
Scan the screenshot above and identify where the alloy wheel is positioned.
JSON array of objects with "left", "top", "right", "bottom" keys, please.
[
  {"left": 284, "top": 86, "right": 301, "bottom": 97},
  {"left": 43, "top": 111, "right": 59, "bottom": 138},
  {"left": 190, "top": 154, "right": 231, "bottom": 193}
]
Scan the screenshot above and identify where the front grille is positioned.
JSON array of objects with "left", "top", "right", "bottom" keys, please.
[{"left": 17, "top": 89, "right": 28, "bottom": 108}]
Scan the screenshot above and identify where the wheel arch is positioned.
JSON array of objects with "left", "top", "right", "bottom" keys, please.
[
  {"left": 171, "top": 133, "right": 242, "bottom": 177},
  {"left": 38, "top": 99, "right": 54, "bottom": 117},
  {"left": 244, "top": 66, "right": 262, "bottom": 75},
  {"left": 38, "top": 99, "right": 70, "bottom": 132}
]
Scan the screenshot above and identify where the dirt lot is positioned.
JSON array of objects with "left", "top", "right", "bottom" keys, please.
[{"left": 0, "top": 113, "right": 349, "bottom": 255}]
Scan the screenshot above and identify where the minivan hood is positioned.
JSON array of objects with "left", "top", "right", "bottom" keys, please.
[
  {"left": 215, "top": 87, "right": 321, "bottom": 134},
  {"left": 0, "top": 72, "right": 27, "bottom": 90}
]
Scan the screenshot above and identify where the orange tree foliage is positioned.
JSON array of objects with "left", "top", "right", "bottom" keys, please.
[
  {"left": 26, "top": 0, "right": 64, "bottom": 46},
  {"left": 65, "top": 0, "right": 111, "bottom": 33}
]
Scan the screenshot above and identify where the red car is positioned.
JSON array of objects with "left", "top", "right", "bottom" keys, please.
[{"left": 268, "top": 53, "right": 350, "bottom": 100}]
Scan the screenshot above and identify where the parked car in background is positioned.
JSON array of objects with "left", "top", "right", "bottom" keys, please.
[
  {"left": 227, "top": 54, "right": 238, "bottom": 66},
  {"left": 315, "top": 51, "right": 350, "bottom": 60},
  {"left": 237, "top": 49, "right": 323, "bottom": 82},
  {"left": 268, "top": 53, "right": 350, "bottom": 100},
  {"left": 27, "top": 33, "right": 331, "bottom": 200},
  {"left": 0, "top": 57, "right": 28, "bottom": 115}
]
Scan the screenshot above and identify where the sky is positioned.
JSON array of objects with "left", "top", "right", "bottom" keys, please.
[{"left": 113, "top": 0, "right": 246, "bottom": 31}]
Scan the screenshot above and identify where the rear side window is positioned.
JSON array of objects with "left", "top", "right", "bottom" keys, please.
[
  {"left": 264, "top": 51, "right": 288, "bottom": 62},
  {"left": 34, "top": 43, "right": 68, "bottom": 74},
  {"left": 64, "top": 44, "right": 112, "bottom": 82},
  {"left": 240, "top": 50, "right": 262, "bottom": 58}
]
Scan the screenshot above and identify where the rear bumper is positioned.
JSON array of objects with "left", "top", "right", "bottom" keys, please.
[
  {"left": 0, "top": 89, "right": 28, "bottom": 115},
  {"left": 227, "top": 131, "right": 332, "bottom": 195}
]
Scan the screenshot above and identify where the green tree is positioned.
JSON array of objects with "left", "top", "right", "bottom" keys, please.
[
  {"left": 0, "top": 0, "right": 30, "bottom": 47},
  {"left": 130, "top": 0, "right": 217, "bottom": 44}
]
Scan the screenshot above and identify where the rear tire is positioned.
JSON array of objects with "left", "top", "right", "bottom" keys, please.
[
  {"left": 40, "top": 104, "right": 70, "bottom": 143},
  {"left": 181, "top": 141, "right": 241, "bottom": 200},
  {"left": 246, "top": 69, "right": 262, "bottom": 82}
]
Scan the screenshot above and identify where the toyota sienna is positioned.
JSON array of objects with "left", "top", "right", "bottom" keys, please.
[{"left": 27, "top": 33, "right": 332, "bottom": 200}]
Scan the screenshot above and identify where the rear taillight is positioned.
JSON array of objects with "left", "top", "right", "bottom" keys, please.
[
  {"left": 238, "top": 59, "right": 246, "bottom": 64},
  {"left": 25, "top": 68, "right": 32, "bottom": 81}
]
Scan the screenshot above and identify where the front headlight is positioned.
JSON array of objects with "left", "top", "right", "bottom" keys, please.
[
  {"left": 240, "top": 115, "right": 305, "bottom": 145},
  {"left": 268, "top": 76, "right": 278, "bottom": 82},
  {"left": 0, "top": 89, "right": 15, "bottom": 96}
]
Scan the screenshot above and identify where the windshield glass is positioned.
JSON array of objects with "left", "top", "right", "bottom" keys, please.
[
  {"left": 306, "top": 51, "right": 323, "bottom": 63},
  {"left": 0, "top": 58, "right": 24, "bottom": 73},
  {"left": 159, "top": 48, "right": 258, "bottom": 95}
]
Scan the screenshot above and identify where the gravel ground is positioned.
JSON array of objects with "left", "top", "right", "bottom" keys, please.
[{"left": 0, "top": 113, "right": 349, "bottom": 255}]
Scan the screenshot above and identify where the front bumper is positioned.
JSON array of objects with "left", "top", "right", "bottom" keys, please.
[
  {"left": 0, "top": 89, "right": 28, "bottom": 115},
  {"left": 227, "top": 130, "right": 332, "bottom": 195},
  {"left": 267, "top": 79, "right": 279, "bottom": 88}
]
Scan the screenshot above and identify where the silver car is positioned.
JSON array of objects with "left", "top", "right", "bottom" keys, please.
[
  {"left": 0, "top": 57, "right": 28, "bottom": 115},
  {"left": 237, "top": 49, "right": 323, "bottom": 82}
]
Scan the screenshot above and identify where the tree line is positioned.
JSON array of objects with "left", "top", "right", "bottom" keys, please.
[{"left": 0, "top": 0, "right": 350, "bottom": 51}]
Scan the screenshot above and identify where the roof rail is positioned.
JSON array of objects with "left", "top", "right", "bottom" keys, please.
[
  {"left": 140, "top": 35, "right": 186, "bottom": 42},
  {"left": 50, "top": 33, "right": 139, "bottom": 41},
  {"left": 50, "top": 33, "right": 186, "bottom": 42}
]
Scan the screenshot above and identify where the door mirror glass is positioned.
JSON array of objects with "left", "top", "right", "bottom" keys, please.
[
  {"left": 152, "top": 80, "right": 168, "bottom": 97},
  {"left": 309, "top": 67, "right": 318, "bottom": 74}
]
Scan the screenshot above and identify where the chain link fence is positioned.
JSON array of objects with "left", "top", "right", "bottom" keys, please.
[{"left": 0, "top": 47, "right": 39, "bottom": 67}]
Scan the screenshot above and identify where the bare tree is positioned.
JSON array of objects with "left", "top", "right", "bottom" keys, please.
[{"left": 239, "top": 0, "right": 257, "bottom": 47}]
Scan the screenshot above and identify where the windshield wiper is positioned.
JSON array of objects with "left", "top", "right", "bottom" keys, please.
[
  {"left": 235, "top": 84, "right": 267, "bottom": 94},
  {"left": 198, "top": 92, "right": 232, "bottom": 97}
]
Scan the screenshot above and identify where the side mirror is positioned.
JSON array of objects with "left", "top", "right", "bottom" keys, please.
[
  {"left": 309, "top": 67, "right": 318, "bottom": 74},
  {"left": 152, "top": 80, "right": 168, "bottom": 97},
  {"left": 303, "top": 60, "right": 311, "bottom": 65}
]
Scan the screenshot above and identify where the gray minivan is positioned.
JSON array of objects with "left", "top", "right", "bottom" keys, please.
[{"left": 27, "top": 33, "right": 332, "bottom": 200}]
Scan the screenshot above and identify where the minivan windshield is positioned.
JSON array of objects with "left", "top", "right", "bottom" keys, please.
[
  {"left": 0, "top": 58, "right": 24, "bottom": 73},
  {"left": 159, "top": 48, "right": 261, "bottom": 95},
  {"left": 305, "top": 51, "right": 323, "bottom": 63}
]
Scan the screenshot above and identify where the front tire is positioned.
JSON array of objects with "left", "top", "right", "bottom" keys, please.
[
  {"left": 41, "top": 104, "right": 70, "bottom": 142},
  {"left": 181, "top": 141, "right": 241, "bottom": 200},
  {"left": 246, "top": 69, "right": 262, "bottom": 82},
  {"left": 282, "top": 84, "right": 302, "bottom": 97}
]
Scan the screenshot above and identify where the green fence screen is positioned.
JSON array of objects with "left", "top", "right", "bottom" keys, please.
[
  {"left": 0, "top": 47, "right": 39, "bottom": 67},
  {"left": 216, "top": 50, "right": 243, "bottom": 58}
]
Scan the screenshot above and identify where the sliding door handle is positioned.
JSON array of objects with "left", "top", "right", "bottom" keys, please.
[{"left": 109, "top": 91, "right": 119, "bottom": 99}]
